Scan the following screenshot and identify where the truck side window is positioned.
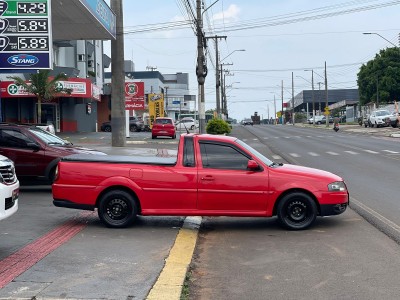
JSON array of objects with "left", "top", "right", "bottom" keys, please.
[
  {"left": 183, "top": 137, "right": 195, "bottom": 167},
  {"left": 200, "top": 142, "right": 250, "bottom": 170}
]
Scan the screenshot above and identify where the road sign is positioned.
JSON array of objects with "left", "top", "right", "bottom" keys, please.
[{"left": 0, "top": 0, "right": 52, "bottom": 69}]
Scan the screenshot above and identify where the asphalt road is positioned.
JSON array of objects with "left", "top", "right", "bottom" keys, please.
[
  {"left": 188, "top": 125, "right": 400, "bottom": 300},
  {"left": 2, "top": 125, "right": 400, "bottom": 299}
]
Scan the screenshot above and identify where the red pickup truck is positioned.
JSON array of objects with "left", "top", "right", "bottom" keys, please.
[{"left": 52, "top": 134, "right": 349, "bottom": 230}]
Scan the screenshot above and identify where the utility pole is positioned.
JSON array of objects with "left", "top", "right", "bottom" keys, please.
[
  {"left": 317, "top": 82, "right": 322, "bottom": 114},
  {"left": 325, "top": 61, "right": 329, "bottom": 127},
  {"left": 292, "top": 72, "right": 295, "bottom": 126},
  {"left": 206, "top": 35, "right": 226, "bottom": 117},
  {"left": 196, "top": 0, "right": 207, "bottom": 133},
  {"left": 110, "top": 0, "right": 125, "bottom": 146},
  {"left": 220, "top": 63, "right": 232, "bottom": 118},
  {"left": 274, "top": 94, "right": 276, "bottom": 125},
  {"left": 281, "top": 80, "right": 284, "bottom": 125}
]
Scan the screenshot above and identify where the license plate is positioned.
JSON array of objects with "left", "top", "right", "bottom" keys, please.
[{"left": 12, "top": 189, "right": 19, "bottom": 201}]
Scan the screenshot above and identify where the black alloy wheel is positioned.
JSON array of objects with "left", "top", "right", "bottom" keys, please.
[
  {"left": 98, "top": 190, "right": 138, "bottom": 228},
  {"left": 104, "top": 125, "right": 111, "bottom": 132},
  {"left": 130, "top": 125, "right": 138, "bottom": 132},
  {"left": 277, "top": 192, "right": 317, "bottom": 230}
]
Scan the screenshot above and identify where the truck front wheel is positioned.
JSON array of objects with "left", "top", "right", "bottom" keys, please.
[
  {"left": 276, "top": 192, "right": 317, "bottom": 230},
  {"left": 98, "top": 190, "right": 138, "bottom": 228}
]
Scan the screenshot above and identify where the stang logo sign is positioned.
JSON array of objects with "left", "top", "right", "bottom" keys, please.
[{"left": 7, "top": 54, "right": 39, "bottom": 67}]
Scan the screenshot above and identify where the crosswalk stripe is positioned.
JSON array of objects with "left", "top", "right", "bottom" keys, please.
[
  {"left": 308, "top": 152, "right": 320, "bottom": 156},
  {"left": 289, "top": 153, "right": 300, "bottom": 157},
  {"left": 344, "top": 151, "right": 358, "bottom": 155},
  {"left": 364, "top": 150, "right": 379, "bottom": 154},
  {"left": 326, "top": 151, "right": 339, "bottom": 155},
  {"left": 272, "top": 155, "right": 282, "bottom": 160},
  {"left": 383, "top": 150, "right": 399, "bottom": 154}
]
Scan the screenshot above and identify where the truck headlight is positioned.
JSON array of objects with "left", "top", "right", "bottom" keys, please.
[{"left": 328, "top": 181, "right": 347, "bottom": 192}]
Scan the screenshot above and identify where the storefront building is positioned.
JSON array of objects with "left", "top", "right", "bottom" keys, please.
[{"left": 0, "top": 0, "right": 115, "bottom": 132}]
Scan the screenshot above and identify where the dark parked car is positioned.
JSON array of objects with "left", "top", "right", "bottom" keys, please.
[
  {"left": 100, "top": 116, "right": 144, "bottom": 132},
  {"left": 242, "top": 119, "right": 253, "bottom": 126},
  {"left": 0, "top": 123, "right": 105, "bottom": 183}
]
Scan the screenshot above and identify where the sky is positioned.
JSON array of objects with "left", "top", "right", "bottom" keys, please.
[{"left": 104, "top": 0, "right": 400, "bottom": 121}]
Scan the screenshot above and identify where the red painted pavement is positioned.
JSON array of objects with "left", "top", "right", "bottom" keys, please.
[{"left": 0, "top": 211, "right": 95, "bottom": 289}]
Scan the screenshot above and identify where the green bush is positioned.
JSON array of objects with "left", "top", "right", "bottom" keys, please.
[{"left": 206, "top": 118, "right": 231, "bottom": 135}]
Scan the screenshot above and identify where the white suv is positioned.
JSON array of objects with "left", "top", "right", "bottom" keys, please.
[
  {"left": 0, "top": 155, "right": 19, "bottom": 221},
  {"left": 368, "top": 110, "right": 391, "bottom": 127},
  {"left": 308, "top": 115, "right": 325, "bottom": 124},
  {"left": 175, "top": 117, "right": 199, "bottom": 131}
]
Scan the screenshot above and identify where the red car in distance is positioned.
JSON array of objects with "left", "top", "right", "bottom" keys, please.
[{"left": 152, "top": 117, "right": 176, "bottom": 139}]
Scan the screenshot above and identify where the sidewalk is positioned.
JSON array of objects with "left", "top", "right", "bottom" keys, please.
[{"left": 300, "top": 123, "right": 400, "bottom": 138}]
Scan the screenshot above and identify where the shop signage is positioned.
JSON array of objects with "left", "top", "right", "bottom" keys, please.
[
  {"left": 125, "top": 81, "right": 144, "bottom": 110},
  {"left": 148, "top": 93, "right": 164, "bottom": 128},
  {"left": 0, "top": 0, "right": 52, "bottom": 69},
  {"left": 0, "top": 78, "right": 94, "bottom": 98}
]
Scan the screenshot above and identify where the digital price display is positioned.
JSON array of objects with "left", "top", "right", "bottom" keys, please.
[
  {"left": 17, "top": 2, "right": 47, "bottom": 15},
  {"left": 0, "top": 0, "right": 52, "bottom": 69},
  {"left": 18, "top": 18, "right": 48, "bottom": 32}
]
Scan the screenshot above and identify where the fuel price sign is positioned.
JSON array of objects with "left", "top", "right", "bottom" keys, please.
[{"left": 0, "top": 0, "right": 52, "bottom": 69}]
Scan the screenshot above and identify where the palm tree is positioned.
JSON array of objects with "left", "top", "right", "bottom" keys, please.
[{"left": 8, "top": 70, "right": 72, "bottom": 123}]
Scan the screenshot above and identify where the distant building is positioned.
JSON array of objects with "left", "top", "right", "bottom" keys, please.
[{"left": 286, "top": 88, "right": 360, "bottom": 122}]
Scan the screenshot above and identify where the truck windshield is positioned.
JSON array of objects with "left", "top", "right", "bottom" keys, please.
[{"left": 235, "top": 139, "right": 274, "bottom": 166}]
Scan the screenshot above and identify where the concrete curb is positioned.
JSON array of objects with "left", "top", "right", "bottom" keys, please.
[{"left": 146, "top": 216, "right": 202, "bottom": 300}]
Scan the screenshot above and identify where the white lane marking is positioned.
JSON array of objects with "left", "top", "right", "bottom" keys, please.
[
  {"left": 274, "top": 137, "right": 279, "bottom": 139},
  {"left": 383, "top": 150, "right": 399, "bottom": 154},
  {"left": 100, "top": 137, "right": 105, "bottom": 140},
  {"left": 364, "top": 150, "right": 379, "bottom": 154},
  {"left": 272, "top": 155, "right": 282, "bottom": 160},
  {"left": 284, "top": 136, "right": 291, "bottom": 139},
  {"left": 308, "top": 152, "right": 320, "bottom": 156},
  {"left": 289, "top": 153, "right": 300, "bottom": 157},
  {"left": 326, "top": 151, "right": 339, "bottom": 156},
  {"left": 253, "top": 138, "right": 258, "bottom": 141},
  {"left": 263, "top": 137, "right": 269, "bottom": 140},
  {"left": 344, "top": 151, "right": 358, "bottom": 155},
  {"left": 80, "top": 137, "right": 87, "bottom": 140}
]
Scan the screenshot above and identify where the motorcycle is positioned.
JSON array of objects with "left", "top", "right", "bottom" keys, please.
[{"left": 333, "top": 123, "right": 339, "bottom": 132}]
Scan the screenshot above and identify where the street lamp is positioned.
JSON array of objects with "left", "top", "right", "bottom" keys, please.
[
  {"left": 221, "top": 49, "right": 246, "bottom": 62},
  {"left": 304, "top": 69, "right": 315, "bottom": 125},
  {"left": 223, "top": 82, "right": 240, "bottom": 116},
  {"left": 218, "top": 50, "right": 245, "bottom": 119},
  {"left": 363, "top": 32, "right": 397, "bottom": 47}
]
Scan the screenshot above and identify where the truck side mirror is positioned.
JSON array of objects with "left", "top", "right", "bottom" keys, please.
[{"left": 247, "top": 160, "right": 260, "bottom": 170}]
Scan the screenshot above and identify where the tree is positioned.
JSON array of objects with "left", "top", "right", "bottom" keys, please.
[
  {"left": 8, "top": 70, "right": 72, "bottom": 123},
  {"left": 357, "top": 47, "right": 400, "bottom": 106}
]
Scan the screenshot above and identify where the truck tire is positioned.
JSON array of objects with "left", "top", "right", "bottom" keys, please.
[
  {"left": 98, "top": 190, "right": 138, "bottom": 228},
  {"left": 276, "top": 192, "right": 317, "bottom": 230}
]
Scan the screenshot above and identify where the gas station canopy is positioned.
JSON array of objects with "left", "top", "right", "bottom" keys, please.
[{"left": 52, "top": 0, "right": 116, "bottom": 41}]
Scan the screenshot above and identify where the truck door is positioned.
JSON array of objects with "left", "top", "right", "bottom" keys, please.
[{"left": 197, "top": 141, "right": 268, "bottom": 212}]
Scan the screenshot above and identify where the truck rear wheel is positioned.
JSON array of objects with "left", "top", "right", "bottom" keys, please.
[{"left": 98, "top": 190, "right": 138, "bottom": 228}]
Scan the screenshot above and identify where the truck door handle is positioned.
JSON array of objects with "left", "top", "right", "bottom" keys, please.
[{"left": 201, "top": 176, "right": 214, "bottom": 181}]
